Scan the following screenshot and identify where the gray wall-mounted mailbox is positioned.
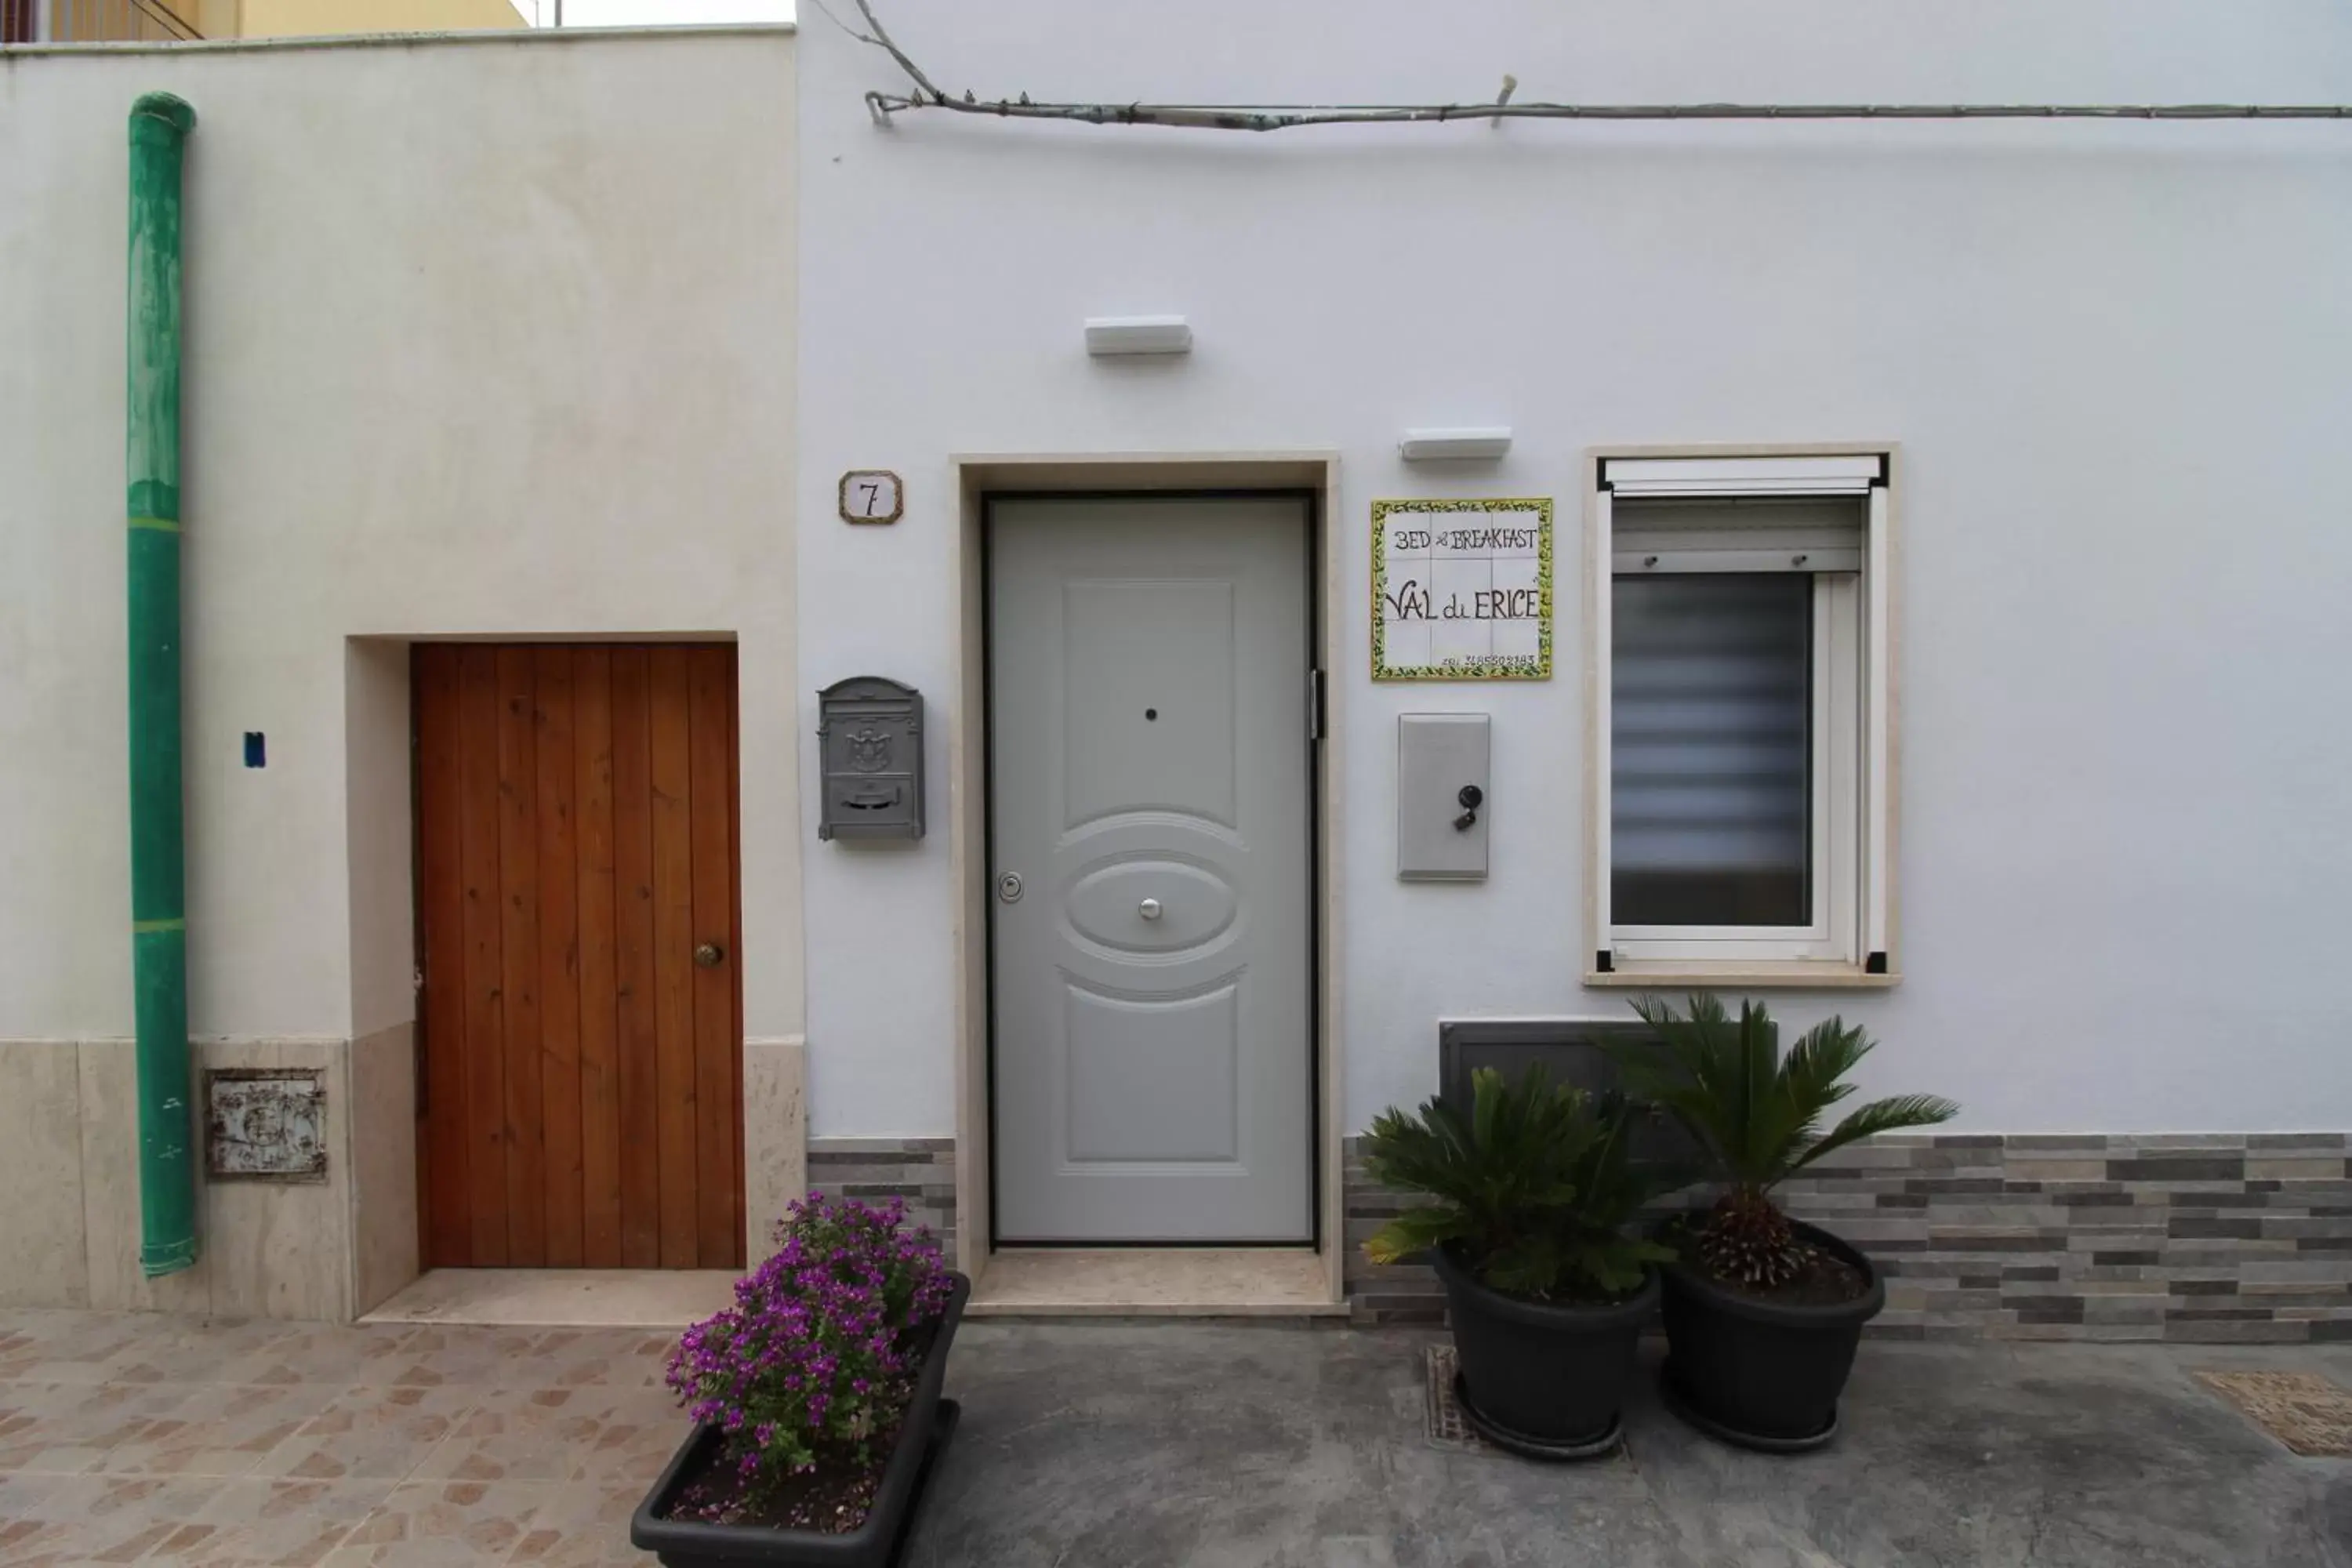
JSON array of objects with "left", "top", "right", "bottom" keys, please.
[
  {"left": 817, "top": 676, "right": 925, "bottom": 840},
  {"left": 1398, "top": 713, "right": 1490, "bottom": 880}
]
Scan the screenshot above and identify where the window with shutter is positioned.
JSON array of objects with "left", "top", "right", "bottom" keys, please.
[{"left": 1589, "top": 453, "right": 1894, "bottom": 982}]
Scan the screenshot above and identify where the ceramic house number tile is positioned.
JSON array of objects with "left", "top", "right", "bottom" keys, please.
[{"left": 838, "top": 469, "right": 904, "bottom": 524}]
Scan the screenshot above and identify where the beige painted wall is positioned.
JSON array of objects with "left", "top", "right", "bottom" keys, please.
[{"left": 0, "top": 27, "right": 800, "bottom": 1314}]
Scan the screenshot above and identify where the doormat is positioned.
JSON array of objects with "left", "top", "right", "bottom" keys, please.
[
  {"left": 2195, "top": 1370, "right": 2352, "bottom": 1456},
  {"left": 1425, "top": 1345, "right": 1489, "bottom": 1453}
]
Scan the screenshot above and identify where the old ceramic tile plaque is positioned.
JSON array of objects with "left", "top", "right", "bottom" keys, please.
[
  {"left": 205, "top": 1068, "right": 328, "bottom": 1181},
  {"left": 1372, "top": 498, "right": 1553, "bottom": 680}
]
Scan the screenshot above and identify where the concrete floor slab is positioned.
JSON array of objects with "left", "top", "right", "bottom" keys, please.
[{"left": 911, "top": 1326, "right": 2352, "bottom": 1568}]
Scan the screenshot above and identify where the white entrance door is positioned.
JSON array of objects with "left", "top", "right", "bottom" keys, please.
[{"left": 989, "top": 495, "right": 1314, "bottom": 1243}]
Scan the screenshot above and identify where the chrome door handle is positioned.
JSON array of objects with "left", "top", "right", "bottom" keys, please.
[{"left": 1138, "top": 898, "right": 1163, "bottom": 920}]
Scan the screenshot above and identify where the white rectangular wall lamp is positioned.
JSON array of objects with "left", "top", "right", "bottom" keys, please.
[
  {"left": 1400, "top": 428, "right": 1513, "bottom": 461},
  {"left": 1084, "top": 315, "right": 1192, "bottom": 356}
]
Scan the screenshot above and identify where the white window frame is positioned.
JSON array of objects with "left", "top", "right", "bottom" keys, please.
[{"left": 1589, "top": 451, "right": 1895, "bottom": 984}]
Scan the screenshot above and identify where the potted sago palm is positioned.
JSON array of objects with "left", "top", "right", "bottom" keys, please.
[
  {"left": 633, "top": 1194, "right": 971, "bottom": 1566},
  {"left": 1362, "top": 1065, "right": 1673, "bottom": 1459},
  {"left": 1613, "top": 996, "right": 1958, "bottom": 1451}
]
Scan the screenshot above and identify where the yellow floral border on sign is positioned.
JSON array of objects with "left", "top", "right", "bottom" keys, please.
[{"left": 1370, "top": 497, "right": 1555, "bottom": 681}]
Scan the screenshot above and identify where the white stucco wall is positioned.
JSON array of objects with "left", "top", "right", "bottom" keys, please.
[
  {"left": 796, "top": 0, "right": 2352, "bottom": 1136},
  {"left": 0, "top": 27, "right": 800, "bottom": 1048}
]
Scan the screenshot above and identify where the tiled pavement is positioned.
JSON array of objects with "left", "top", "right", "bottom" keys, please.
[
  {"left": 7, "top": 1307, "right": 2351, "bottom": 1566},
  {"left": 0, "top": 1312, "right": 676, "bottom": 1566}
]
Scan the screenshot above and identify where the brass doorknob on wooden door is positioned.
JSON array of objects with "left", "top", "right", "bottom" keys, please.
[{"left": 694, "top": 942, "right": 725, "bottom": 968}]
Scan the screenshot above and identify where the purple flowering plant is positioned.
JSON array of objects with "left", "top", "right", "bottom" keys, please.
[{"left": 666, "top": 1193, "right": 956, "bottom": 1492}]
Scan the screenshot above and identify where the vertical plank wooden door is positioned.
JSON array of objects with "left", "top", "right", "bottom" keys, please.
[{"left": 415, "top": 644, "right": 743, "bottom": 1271}]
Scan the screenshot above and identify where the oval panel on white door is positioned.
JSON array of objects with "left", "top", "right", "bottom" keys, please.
[{"left": 1064, "top": 858, "right": 1238, "bottom": 956}]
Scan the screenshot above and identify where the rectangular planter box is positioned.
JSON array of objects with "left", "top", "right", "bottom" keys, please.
[{"left": 632, "top": 1272, "right": 971, "bottom": 1566}]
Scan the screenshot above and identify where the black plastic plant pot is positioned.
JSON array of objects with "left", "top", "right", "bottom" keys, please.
[
  {"left": 1432, "top": 1243, "right": 1659, "bottom": 1457},
  {"left": 631, "top": 1272, "right": 971, "bottom": 1567},
  {"left": 1657, "top": 1220, "right": 1883, "bottom": 1451}
]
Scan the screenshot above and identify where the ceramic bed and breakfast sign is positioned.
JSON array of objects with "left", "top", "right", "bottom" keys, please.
[{"left": 1371, "top": 498, "right": 1554, "bottom": 680}]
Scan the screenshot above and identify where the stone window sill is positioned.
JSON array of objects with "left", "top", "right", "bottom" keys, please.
[{"left": 1582, "top": 961, "right": 1900, "bottom": 991}]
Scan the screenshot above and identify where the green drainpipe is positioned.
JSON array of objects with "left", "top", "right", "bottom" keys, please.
[{"left": 127, "top": 91, "right": 198, "bottom": 1279}]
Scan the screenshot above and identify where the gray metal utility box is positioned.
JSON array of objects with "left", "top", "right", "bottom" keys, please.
[
  {"left": 1438, "top": 1018, "right": 1698, "bottom": 1173},
  {"left": 816, "top": 677, "right": 925, "bottom": 841},
  {"left": 1397, "top": 713, "right": 1490, "bottom": 880}
]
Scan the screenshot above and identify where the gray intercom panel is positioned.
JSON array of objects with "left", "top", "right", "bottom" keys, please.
[
  {"left": 817, "top": 676, "right": 925, "bottom": 840},
  {"left": 1397, "top": 713, "right": 1490, "bottom": 880}
]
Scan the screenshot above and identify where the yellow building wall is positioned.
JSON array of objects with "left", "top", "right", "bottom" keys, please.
[
  {"left": 231, "top": 0, "right": 524, "bottom": 35},
  {"left": 37, "top": 0, "right": 518, "bottom": 41},
  {"left": 45, "top": 0, "right": 205, "bottom": 41}
]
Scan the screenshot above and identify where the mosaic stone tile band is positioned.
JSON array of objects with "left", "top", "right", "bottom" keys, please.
[
  {"left": 818, "top": 1133, "right": 2350, "bottom": 1338},
  {"left": 807, "top": 1137, "right": 959, "bottom": 1267},
  {"left": 1347, "top": 1133, "right": 2352, "bottom": 1341}
]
